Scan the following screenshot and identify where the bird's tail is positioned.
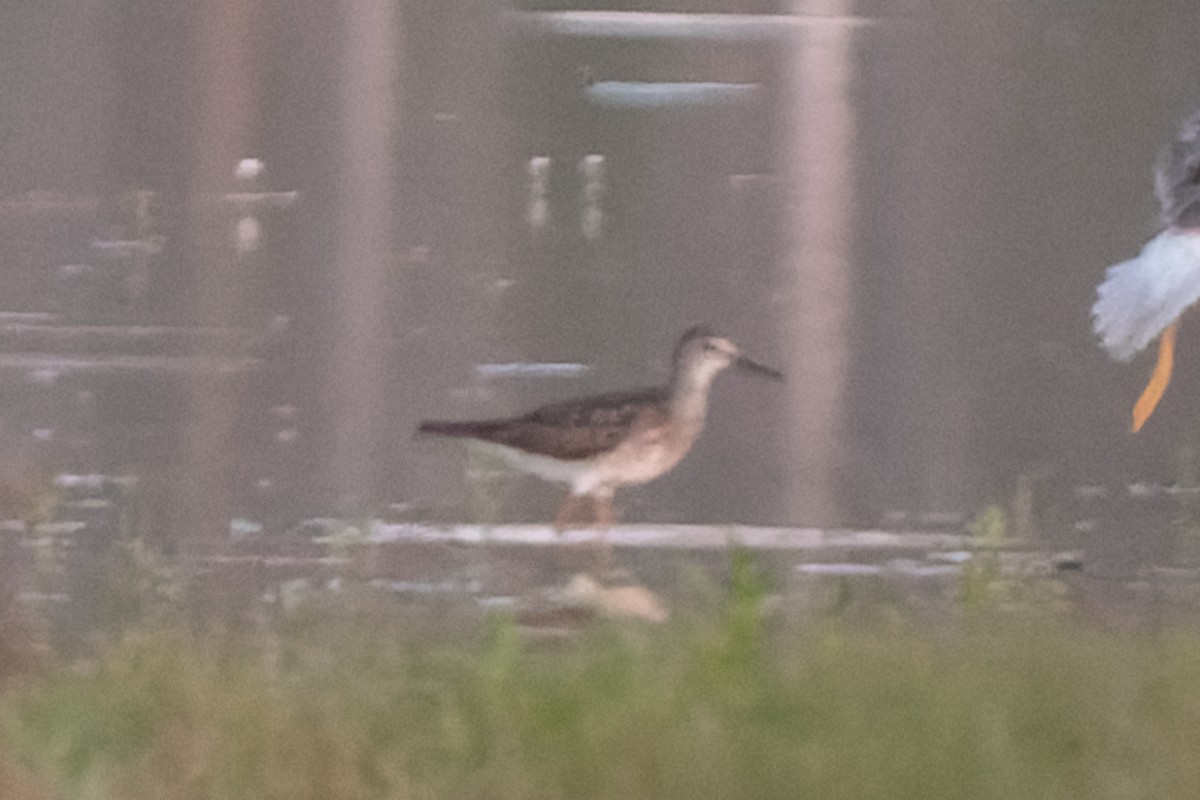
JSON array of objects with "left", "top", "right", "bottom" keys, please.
[
  {"left": 1092, "top": 229, "right": 1200, "bottom": 361},
  {"left": 417, "top": 419, "right": 504, "bottom": 439}
]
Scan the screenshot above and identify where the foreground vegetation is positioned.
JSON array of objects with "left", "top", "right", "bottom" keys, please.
[{"left": 2, "top": 554, "right": 1200, "bottom": 799}]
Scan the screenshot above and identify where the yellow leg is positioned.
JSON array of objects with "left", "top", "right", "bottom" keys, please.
[{"left": 1132, "top": 320, "right": 1178, "bottom": 433}]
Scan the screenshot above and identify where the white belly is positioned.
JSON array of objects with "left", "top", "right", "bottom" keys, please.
[
  {"left": 478, "top": 426, "right": 695, "bottom": 498},
  {"left": 479, "top": 442, "right": 599, "bottom": 490},
  {"left": 588, "top": 436, "right": 688, "bottom": 491}
]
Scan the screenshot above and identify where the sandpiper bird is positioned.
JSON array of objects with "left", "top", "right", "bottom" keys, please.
[
  {"left": 418, "top": 326, "right": 783, "bottom": 527},
  {"left": 1093, "top": 106, "right": 1200, "bottom": 431}
]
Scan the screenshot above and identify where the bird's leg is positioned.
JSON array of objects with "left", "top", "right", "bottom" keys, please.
[
  {"left": 1132, "top": 320, "right": 1178, "bottom": 432},
  {"left": 554, "top": 493, "right": 584, "bottom": 532},
  {"left": 591, "top": 493, "right": 617, "bottom": 527},
  {"left": 588, "top": 492, "right": 618, "bottom": 575}
]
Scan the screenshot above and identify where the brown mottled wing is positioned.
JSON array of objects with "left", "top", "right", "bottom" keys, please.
[{"left": 485, "top": 387, "right": 668, "bottom": 460}]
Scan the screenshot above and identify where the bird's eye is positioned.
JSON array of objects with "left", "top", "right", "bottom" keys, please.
[{"left": 702, "top": 342, "right": 719, "bottom": 352}]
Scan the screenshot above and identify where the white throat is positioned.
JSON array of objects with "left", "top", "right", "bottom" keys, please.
[{"left": 670, "top": 360, "right": 725, "bottom": 421}]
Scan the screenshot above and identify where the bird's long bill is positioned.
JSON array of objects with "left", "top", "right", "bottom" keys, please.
[
  {"left": 735, "top": 354, "right": 784, "bottom": 381},
  {"left": 1131, "top": 320, "right": 1177, "bottom": 433}
]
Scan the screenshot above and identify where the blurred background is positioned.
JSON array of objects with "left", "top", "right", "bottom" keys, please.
[{"left": 3, "top": 0, "right": 1200, "bottom": 547}]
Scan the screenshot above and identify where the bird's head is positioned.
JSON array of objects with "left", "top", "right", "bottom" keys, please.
[{"left": 672, "top": 325, "right": 784, "bottom": 386}]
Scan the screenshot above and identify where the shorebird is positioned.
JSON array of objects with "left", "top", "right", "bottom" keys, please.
[
  {"left": 1093, "top": 106, "right": 1200, "bottom": 431},
  {"left": 418, "top": 326, "right": 783, "bottom": 527}
]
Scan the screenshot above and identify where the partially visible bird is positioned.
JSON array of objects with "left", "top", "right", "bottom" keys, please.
[
  {"left": 1093, "top": 107, "right": 1200, "bottom": 431},
  {"left": 418, "top": 326, "right": 783, "bottom": 527}
]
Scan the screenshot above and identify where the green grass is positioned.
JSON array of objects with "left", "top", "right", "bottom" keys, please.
[{"left": 4, "top": 558, "right": 1200, "bottom": 799}]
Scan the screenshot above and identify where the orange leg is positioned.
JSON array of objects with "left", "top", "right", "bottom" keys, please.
[{"left": 1132, "top": 320, "right": 1178, "bottom": 433}]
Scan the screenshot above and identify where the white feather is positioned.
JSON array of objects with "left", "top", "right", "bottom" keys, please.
[{"left": 1092, "top": 229, "right": 1200, "bottom": 361}]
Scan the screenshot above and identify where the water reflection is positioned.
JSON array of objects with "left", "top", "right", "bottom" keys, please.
[{"left": 0, "top": 1, "right": 1199, "bottom": 546}]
